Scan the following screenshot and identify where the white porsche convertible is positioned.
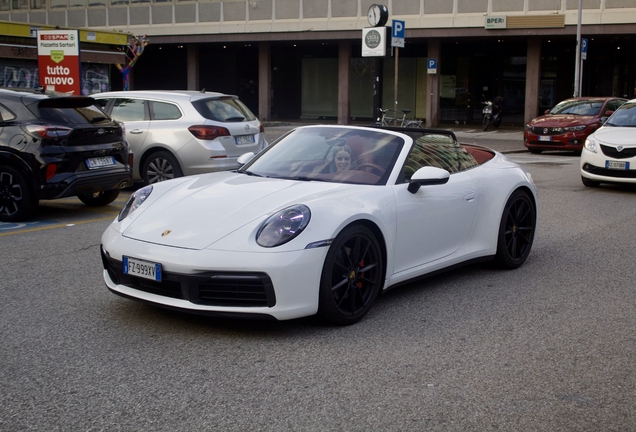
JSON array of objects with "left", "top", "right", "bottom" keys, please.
[{"left": 101, "top": 125, "right": 537, "bottom": 325}]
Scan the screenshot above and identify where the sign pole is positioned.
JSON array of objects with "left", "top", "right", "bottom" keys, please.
[
  {"left": 573, "top": 0, "right": 582, "bottom": 97},
  {"left": 394, "top": 46, "right": 399, "bottom": 126}
]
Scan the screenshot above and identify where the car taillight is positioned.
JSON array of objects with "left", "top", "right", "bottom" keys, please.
[
  {"left": 188, "top": 125, "right": 231, "bottom": 140},
  {"left": 260, "top": 124, "right": 265, "bottom": 133},
  {"left": 45, "top": 164, "right": 57, "bottom": 180},
  {"left": 24, "top": 125, "right": 73, "bottom": 139}
]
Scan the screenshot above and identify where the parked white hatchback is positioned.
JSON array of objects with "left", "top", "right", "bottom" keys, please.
[
  {"left": 95, "top": 90, "right": 267, "bottom": 184},
  {"left": 580, "top": 99, "right": 636, "bottom": 187}
]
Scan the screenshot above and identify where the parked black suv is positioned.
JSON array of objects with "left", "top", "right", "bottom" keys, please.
[{"left": 0, "top": 88, "right": 133, "bottom": 222}]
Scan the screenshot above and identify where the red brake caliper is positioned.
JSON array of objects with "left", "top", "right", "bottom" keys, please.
[{"left": 357, "top": 259, "right": 364, "bottom": 288}]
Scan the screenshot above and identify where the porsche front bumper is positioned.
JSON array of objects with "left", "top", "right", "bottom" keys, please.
[{"left": 101, "top": 226, "right": 328, "bottom": 321}]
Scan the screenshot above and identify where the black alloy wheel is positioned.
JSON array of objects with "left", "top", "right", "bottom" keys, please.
[
  {"left": 318, "top": 225, "right": 384, "bottom": 325},
  {"left": 0, "top": 166, "right": 36, "bottom": 222},
  {"left": 142, "top": 151, "right": 183, "bottom": 185},
  {"left": 77, "top": 189, "right": 121, "bottom": 207},
  {"left": 494, "top": 189, "right": 536, "bottom": 269}
]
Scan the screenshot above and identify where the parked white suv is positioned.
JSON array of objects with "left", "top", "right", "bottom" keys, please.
[
  {"left": 94, "top": 90, "right": 267, "bottom": 184},
  {"left": 580, "top": 99, "right": 636, "bottom": 187}
]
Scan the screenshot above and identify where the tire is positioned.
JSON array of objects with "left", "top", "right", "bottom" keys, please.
[
  {"left": 0, "top": 165, "right": 37, "bottom": 222},
  {"left": 581, "top": 176, "right": 600, "bottom": 188},
  {"left": 482, "top": 116, "right": 491, "bottom": 131},
  {"left": 528, "top": 149, "right": 543, "bottom": 154},
  {"left": 318, "top": 225, "right": 384, "bottom": 325},
  {"left": 142, "top": 151, "right": 183, "bottom": 185},
  {"left": 407, "top": 122, "right": 423, "bottom": 128},
  {"left": 493, "top": 189, "right": 536, "bottom": 269},
  {"left": 77, "top": 189, "right": 120, "bottom": 207}
]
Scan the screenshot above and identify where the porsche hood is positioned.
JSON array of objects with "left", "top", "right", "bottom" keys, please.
[{"left": 122, "top": 172, "right": 344, "bottom": 250}]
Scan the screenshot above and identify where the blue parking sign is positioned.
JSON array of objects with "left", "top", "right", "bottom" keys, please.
[
  {"left": 392, "top": 20, "right": 405, "bottom": 38},
  {"left": 391, "top": 20, "right": 405, "bottom": 48},
  {"left": 581, "top": 38, "right": 588, "bottom": 60},
  {"left": 427, "top": 58, "right": 437, "bottom": 74}
]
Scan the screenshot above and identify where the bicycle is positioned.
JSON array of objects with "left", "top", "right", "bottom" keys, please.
[{"left": 376, "top": 108, "right": 423, "bottom": 128}]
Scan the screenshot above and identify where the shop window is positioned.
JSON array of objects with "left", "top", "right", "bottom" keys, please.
[{"left": 11, "top": 0, "right": 28, "bottom": 9}]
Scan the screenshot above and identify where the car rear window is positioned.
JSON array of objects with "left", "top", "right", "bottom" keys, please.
[
  {"left": 34, "top": 97, "right": 109, "bottom": 124},
  {"left": 192, "top": 97, "right": 256, "bottom": 122}
]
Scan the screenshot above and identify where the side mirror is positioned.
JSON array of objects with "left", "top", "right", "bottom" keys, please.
[
  {"left": 407, "top": 166, "right": 450, "bottom": 194},
  {"left": 605, "top": 110, "right": 614, "bottom": 117},
  {"left": 544, "top": 109, "right": 551, "bottom": 115},
  {"left": 237, "top": 152, "right": 255, "bottom": 168}
]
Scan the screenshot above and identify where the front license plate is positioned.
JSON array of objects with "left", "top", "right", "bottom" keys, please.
[
  {"left": 539, "top": 136, "right": 552, "bottom": 142},
  {"left": 86, "top": 156, "right": 115, "bottom": 169},
  {"left": 235, "top": 135, "right": 255, "bottom": 145},
  {"left": 123, "top": 256, "right": 162, "bottom": 282},
  {"left": 606, "top": 160, "right": 629, "bottom": 170}
]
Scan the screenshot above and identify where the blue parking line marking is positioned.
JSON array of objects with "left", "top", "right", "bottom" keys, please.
[{"left": 0, "top": 220, "right": 58, "bottom": 231}]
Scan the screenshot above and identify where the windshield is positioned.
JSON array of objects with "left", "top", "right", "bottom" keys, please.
[
  {"left": 239, "top": 127, "right": 404, "bottom": 186},
  {"left": 606, "top": 102, "right": 636, "bottom": 127},
  {"left": 549, "top": 99, "right": 604, "bottom": 116}
]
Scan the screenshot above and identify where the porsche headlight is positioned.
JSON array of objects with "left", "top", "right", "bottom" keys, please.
[
  {"left": 584, "top": 137, "right": 598, "bottom": 153},
  {"left": 256, "top": 205, "right": 311, "bottom": 248},
  {"left": 118, "top": 185, "right": 153, "bottom": 221}
]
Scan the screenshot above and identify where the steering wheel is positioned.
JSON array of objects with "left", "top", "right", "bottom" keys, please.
[{"left": 357, "top": 163, "right": 385, "bottom": 176}]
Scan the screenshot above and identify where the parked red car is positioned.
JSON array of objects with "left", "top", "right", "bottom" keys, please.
[{"left": 524, "top": 97, "right": 627, "bottom": 154}]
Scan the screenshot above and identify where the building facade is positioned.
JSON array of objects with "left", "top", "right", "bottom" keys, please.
[{"left": 1, "top": 0, "right": 635, "bottom": 126}]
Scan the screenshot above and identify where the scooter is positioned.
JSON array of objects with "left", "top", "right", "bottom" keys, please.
[{"left": 482, "top": 97, "right": 503, "bottom": 131}]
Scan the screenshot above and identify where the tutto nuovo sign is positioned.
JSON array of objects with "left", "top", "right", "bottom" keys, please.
[{"left": 37, "top": 30, "right": 81, "bottom": 94}]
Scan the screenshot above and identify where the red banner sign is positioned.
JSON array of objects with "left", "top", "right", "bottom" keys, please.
[{"left": 37, "top": 30, "right": 81, "bottom": 94}]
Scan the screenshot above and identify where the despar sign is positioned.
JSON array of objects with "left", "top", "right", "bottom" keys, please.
[{"left": 37, "top": 30, "right": 81, "bottom": 94}]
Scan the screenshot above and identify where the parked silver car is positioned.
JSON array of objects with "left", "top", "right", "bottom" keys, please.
[{"left": 94, "top": 90, "right": 267, "bottom": 184}]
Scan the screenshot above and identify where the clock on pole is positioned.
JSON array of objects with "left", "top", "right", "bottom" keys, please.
[{"left": 367, "top": 4, "right": 388, "bottom": 27}]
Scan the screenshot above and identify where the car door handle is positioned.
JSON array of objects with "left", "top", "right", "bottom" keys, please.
[
  {"left": 463, "top": 192, "right": 476, "bottom": 202},
  {"left": 130, "top": 129, "right": 144, "bottom": 134}
]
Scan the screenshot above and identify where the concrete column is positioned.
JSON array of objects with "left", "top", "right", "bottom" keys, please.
[
  {"left": 338, "top": 41, "right": 351, "bottom": 125},
  {"left": 426, "top": 39, "right": 441, "bottom": 128},
  {"left": 258, "top": 42, "right": 271, "bottom": 122},
  {"left": 187, "top": 44, "right": 199, "bottom": 91},
  {"left": 525, "top": 37, "right": 542, "bottom": 125}
]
